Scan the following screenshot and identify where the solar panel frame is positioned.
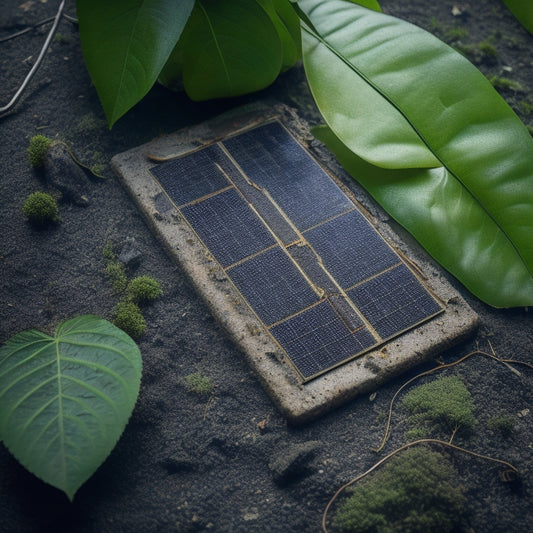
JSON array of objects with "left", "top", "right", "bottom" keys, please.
[{"left": 114, "top": 104, "right": 480, "bottom": 421}]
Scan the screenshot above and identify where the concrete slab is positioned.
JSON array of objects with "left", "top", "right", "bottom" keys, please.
[{"left": 112, "top": 102, "right": 478, "bottom": 424}]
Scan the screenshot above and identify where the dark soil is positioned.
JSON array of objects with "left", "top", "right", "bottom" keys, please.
[{"left": 1, "top": 1, "right": 532, "bottom": 532}]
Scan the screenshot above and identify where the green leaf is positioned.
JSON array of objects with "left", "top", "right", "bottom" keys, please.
[
  {"left": 501, "top": 0, "right": 533, "bottom": 35},
  {"left": 258, "top": 0, "right": 302, "bottom": 71},
  {"left": 160, "top": 0, "right": 299, "bottom": 94},
  {"left": 76, "top": 0, "right": 195, "bottom": 127},
  {"left": 179, "top": 0, "right": 283, "bottom": 101},
  {"left": 300, "top": 0, "right": 533, "bottom": 307},
  {"left": 0, "top": 316, "right": 142, "bottom": 500},
  {"left": 345, "top": 0, "right": 381, "bottom": 11}
]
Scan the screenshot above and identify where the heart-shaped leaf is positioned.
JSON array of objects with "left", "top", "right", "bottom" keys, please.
[
  {"left": 300, "top": 0, "right": 533, "bottom": 307},
  {"left": 76, "top": 0, "right": 195, "bottom": 127},
  {"left": 0, "top": 316, "right": 142, "bottom": 500}
]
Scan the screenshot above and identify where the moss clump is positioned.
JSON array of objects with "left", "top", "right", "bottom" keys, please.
[
  {"left": 127, "top": 275, "right": 162, "bottom": 303},
  {"left": 185, "top": 372, "right": 213, "bottom": 395},
  {"left": 103, "top": 242, "right": 162, "bottom": 338},
  {"left": 102, "top": 241, "right": 115, "bottom": 261},
  {"left": 405, "top": 426, "right": 429, "bottom": 441},
  {"left": 27, "top": 135, "right": 53, "bottom": 167},
  {"left": 478, "top": 40, "right": 498, "bottom": 58},
  {"left": 105, "top": 261, "right": 128, "bottom": 293},
  {"left": 113, "top": 301, "right": 146, "bottom": 338},
  {"left": 487, "top": 76, "right": 523, "bottom": 92},
  {"left": 445, "top": 27, "right": 469, "bottom": 42},
  {"left": 22, "top": 192, "right": 59, "bottom": 224},
  {"left": 332, "top": 447, "right": 467, "bottom": 533},
  {"left": 402, "top": 376, "right": 475, "bottom": 436},
  {"left": 488, "top": 415, "right": 515, "bottom": 438}
]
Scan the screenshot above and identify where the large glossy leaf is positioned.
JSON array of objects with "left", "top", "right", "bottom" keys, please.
[
  {"left": 346, "top": 0, "right": 381, "bottom": 11},
  {"left": 0, "top": 316, "right": 142, "bottom": 500},
  {"left": 76, "top": 0, "right": 195, "bottom": 127},
  {"left": 501, "top": 0, "right": 533, "bottom": 35},
  {"left": 179, "top": 0, "right": 283, "bottom": 101},
  {"left": 314, "top": 125, "right": 533, "bottom": 307},
  {"left": 159, "top": 0, "right": 299, "bottom": 94},
  {"left": 299, "top": 0, "right": 533, "bottom": 307},
  {"left": 258, "top": 0, "right": 302, "bottom": 71}
]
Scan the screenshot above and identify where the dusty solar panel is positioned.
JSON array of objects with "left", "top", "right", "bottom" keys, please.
[
  {"left": 112, "top": 103, "right": 479, "bottom": 422},
  {"left": 150, "top": 121, "right": 444, "bottom": 381}
]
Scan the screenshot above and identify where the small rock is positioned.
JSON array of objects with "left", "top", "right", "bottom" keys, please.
[
  {"left": 118, "top": 237, "right": 143, "bottom": 268},
  {"left": 451, "top": 4, "right": 469, "bottom": 17},
  {"left": 268, "top": 441, "right": 321, "bottom": 486},
  {"left": 44, "top": 142, "right": 90, "bottom": 206},
  {"left": 243, "top": 507, "right": 259, "bottom": 521},
  {"left": 161, "top": 451, "right": 198, "bottom": 474}
]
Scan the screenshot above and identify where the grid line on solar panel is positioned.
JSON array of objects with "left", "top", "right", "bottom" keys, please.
[
  {"left": 222, "top": 122, "right": 354, "bottom": 230},
  {"left": 287, "top": 242, "right": 338, "bottom": 296},
  {"left": 180, "top": 188, "right": 277, "bottom": 268},
  {"left": 215, "top": 144, "right": 301, "bottom": 246},
  {"left": 328, "top": 294, "right": 366, "bottom": 332}
]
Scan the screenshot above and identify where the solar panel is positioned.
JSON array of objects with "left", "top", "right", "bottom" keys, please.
[{"left": 150, "top": 120, "right": 444, "bottom": 381}]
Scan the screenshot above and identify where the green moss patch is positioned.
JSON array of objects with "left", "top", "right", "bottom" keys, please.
[
  {"left": 22, "top": 192, "right": 59, "bottom": 224},
  {"left": 185, "top": 372, "right": 213, "bottom": 395},
  {"left": 332, "top": 447, "right": 467, "bottom": 533},
  {"left": 127, "top": 275, "right": 162, "bottom": 303},
  {"left": 103, "top": 242, "right": 162, "bottom": 338},
  {"left": 27, "top": 135, "right": 53, "bottom": 167},
  {"left": 113, "top": 301, "right": 146, "bottom": 339},
  {"left": 402, "top": 376, "right": 475, "bottom": 436}
]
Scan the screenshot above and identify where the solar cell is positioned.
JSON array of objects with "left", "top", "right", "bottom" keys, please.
[
  {"left": 270, "top": 300, "right": 377, "bottom": 379},
  {"left": 227, "top": 246, "right": 320, "bottom": 326},
  {"left": 181, "top": 188, "right": 276, "bottom": 267},
  {"left": 222, "top": 122, "right": 353, "bottom": 230},
  {"left": 151, "top": 144, "right": 232, "bottom": 205},
  {"left": 304, "top": 210, "right": 401, "bottom": 289},
  {"left": 347, "top": 264, "right": 443, "bottom": 339}
]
